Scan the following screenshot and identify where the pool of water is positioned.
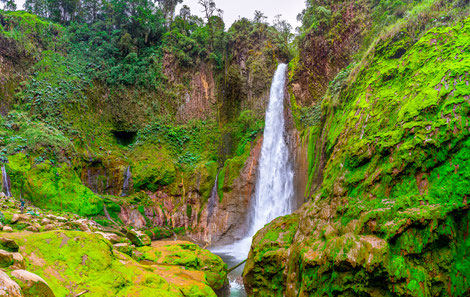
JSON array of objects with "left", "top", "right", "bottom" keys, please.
[{"left": 214, "top": 251, "right": 247, "bottom": 297}]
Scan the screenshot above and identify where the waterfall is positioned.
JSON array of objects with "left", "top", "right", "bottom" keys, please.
[
  {"left": 249, "top": 63, "right": 294, "bottom": 234},
  {"left": 207, "top": 173, "right": 219, "bottom": 225},
  {"left": 1, "top": 165, "right": 12, "bottom": 198},
  {"left": 121, "top": 166, "right": 131, "bottom": 197},
  {"left": 211, "top": 64, "right": 294, "bottom": 296},
  {"left": 211, "top": 63, "right": 294, "bottom": 259}
]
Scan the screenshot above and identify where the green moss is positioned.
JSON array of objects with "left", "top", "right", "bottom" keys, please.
[
  {"left": 243, "top": 214, "right": 299, "bottom": 295},
  {"left": 4, "top": 231, "right": 181, "bottom": 296},
  {"left": 246, "top": 10, "right": 470, "bottom": 297},
  {"left": 143, "top": 226, "right": 172, "bottom": 240},
  {"left": 130, "top": 145, "right": 176, "bottom": 191},
  {"left": 136, "top": 241, "right": 228, "bottom": 291},
  {"left": 217, "top": 142, "right": 252, "bottom": 200},
  {"left": 7, "top": 153, "right": 101, "bottom": 216}
]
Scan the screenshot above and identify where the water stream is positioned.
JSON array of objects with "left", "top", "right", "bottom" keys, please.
[
  {"left": 1, "top": 165, "right": 12, "bottom": 197},
  {"left": 212, "top": 63, "right": 294, "bottom": 296},
  {"left": 121, "top": 166, "right": 131, "bottom": 196}
]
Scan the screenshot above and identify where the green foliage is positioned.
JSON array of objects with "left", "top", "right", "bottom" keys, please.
[
  {"left": 0, "top": 11, "right": 64, "bottom": 56},
  {"left": 217, "top": 110, "right": 264, "bottom": 199},
  {"left": 7, "top": 154, "right": 102, "bottom": 216},
  {"left": 18, "top": 51, "right": 90, "bottom": 131},
  {"left": 135, "top": 118, "right": 219, "bottom": 170},
  {"left": 144, "top": 226, "right": 172, "bottom": 240},
  {"left": 299, "top": 105, "right": 322, "bottom": 127}
]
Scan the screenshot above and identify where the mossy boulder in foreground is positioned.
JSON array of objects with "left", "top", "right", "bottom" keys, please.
[
  {"left": 136, "top": 241, "right": 228, "bottom": 291},
  {"left": 2, "top": 231, "right": 226, "bottom": 296},
  {"left": 11, "top": 270, "right": 55, "bottom": 297}
]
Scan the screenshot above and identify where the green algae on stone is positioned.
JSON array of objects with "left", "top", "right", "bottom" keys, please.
[
  {"left": 3, "top": 231, "right": 221, "bottom": 297},
  {"left": 245, "top": 12, "right": 470, "bottom": 297},
  {"left": 136, "top": 241, "right": 228, "bottom": 291},
  {"left": 130, "top": 145, "right": 176, "bottom": 191},
  {"left": 7, "top": 153, "right": 102, "bottom": 216}
]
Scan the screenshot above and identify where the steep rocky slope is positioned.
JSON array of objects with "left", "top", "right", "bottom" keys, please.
[
  {"left": 244, "top": 1, "right": 470, "bottom": 296},
  {"left": 0, "top": 10, "right": 290, "bottom": 245}
]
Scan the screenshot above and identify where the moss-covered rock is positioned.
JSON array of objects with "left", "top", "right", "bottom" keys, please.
[
  {"left": 245, "top": 11, "right": 470, "bottom": 297},
  {"left": 130, "top": 145, "right": 176, "bottom": 191},
  {"left": 7, "top": 154, "right": 102, "bottom": 217},
  {"left": 1, "top": 231, "right": 221, "bottom": 296},
  {"left": 125, "top": 228, "right": 151, "bottom": 247},
  {"left": 136, "top": 241, "right": 228, "bottom": 291},
  {"left": 0, "top": 237, "right": 19, "bottom": 252},
  {"left": 11, "top": 269, "right": 55, "bottom": 297},
  {"left": 0, "top": 270, "right": 22, "bottom": 297},
  {"left": 243, "top": 214, "right": 299, "bottom": 296}
]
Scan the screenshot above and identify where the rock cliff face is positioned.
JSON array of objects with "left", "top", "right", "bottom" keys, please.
[
  {"left": 245, "top": 4, "right": 470, "bottom": 296},
  {"left": 197, "top": 136, "right": 263, "bottom": 245},
  {"left": 0, "top": 10, "right": 290, "bottom": 243}
]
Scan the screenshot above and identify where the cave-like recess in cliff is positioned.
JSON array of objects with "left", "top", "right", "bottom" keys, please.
[{"left": 112, "top": 131, "right": 137, "bottom": 146}]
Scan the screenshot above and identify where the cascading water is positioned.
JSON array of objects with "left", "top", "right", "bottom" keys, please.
[
  {"left": 212, "top": 64, "right": 294, "bottom": 296},
  {"left": 121, "top": 166, "right": 131, "bottom": 197},
  {"left": 249, "top": 63, "right": 294, "bottom": 235},
  {"left": 1, "top": 165, "right": 12, "bottom": 198},
  {"left": 207, "top": 173, "right": 219, "bottom": 225}
]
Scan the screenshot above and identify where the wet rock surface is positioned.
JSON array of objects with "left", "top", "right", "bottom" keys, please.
[{"left": 245, "top": 14, "right": 470, "bottom": 297}]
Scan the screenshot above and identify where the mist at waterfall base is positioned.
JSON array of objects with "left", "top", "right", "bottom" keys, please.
[{"left": 211, "top": 64, "right": 294, "bottom": 296}]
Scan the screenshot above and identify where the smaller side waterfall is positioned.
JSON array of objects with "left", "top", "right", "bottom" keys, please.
[
  {"left": 121, "top": 166, "right": 132, "bottom": 197},
  {"left": 1, "top": 165, "right": 12, "bottom": 197},
  {"left": 207, "top": 173, "right": 219, "bottom": 224}
]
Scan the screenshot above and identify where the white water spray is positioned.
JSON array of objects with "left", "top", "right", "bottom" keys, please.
[
  {"left": 1, "top": 165, "right": 12, "bottom": 197},
  {"left": 212, "top": 63, "right": 294, "bottom": 261}
]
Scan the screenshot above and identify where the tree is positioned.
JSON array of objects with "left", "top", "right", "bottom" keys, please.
[
  {"left": 253, "top": 10, "right": 267, "bottom": 24},
  {"left": 24, "top": 0, "right": 50, "bottom": 18},
  {"left": 273, "top": 14, "right": 293, "bottom": 44},
  {"left": 198, "top": 0, "right": 223, "bottom": 50},
  {"left": 1, "top": 0, "right": 16, "bottom": 10},
  {"left": 198, "top": 0, "right": 222, "bottom": 22},
  {"left": 155, "top": 0, "right": 182, "bottom": 27},
  {"left": 180, "top": 4, "right": 190, "bottom": 22}
]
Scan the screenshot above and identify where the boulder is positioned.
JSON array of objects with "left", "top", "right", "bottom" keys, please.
[
  {"left": 0, "top": 238, "right": 19, "bottom": 252},
  {"left": 10, "top": 253, "right": 25, "bottom": 270},
  {"left": 95, "top": 232, "right": 121, "bottom": 244},
  {"left": 40, "top": 218, "right": 51, "bottom": 225},
  {"left": 0, "top": 270, "right": 22, "bottom": 297},
  {"left": 73, "top": 220, "right": 91, "bottom": 232},
  {"left": 25, "top": 225, "right": 39, "bottom": 233},
  {"left": 125, "top": 229, "right": 151, "bottom": 247},
  {"left": 0, "top": 250, "right": 25, "bottom": 269},
  {"left": 11, "top": 214, "right": 31, "bottom": 224},
  {"left": 43, "top": 224, "right": 57, "bottom": 231},
  {"left": 45, "top": 215, "right": 67, "bottom": 222},
  {"left": 113, "top": 243, "right": 133, "bottom": 255},
  {"left": 0, "top": 250, "right": 13, "bottom": 268},
  {"left": 2, "top": 226, "right": 12, "bottom": 232},
  {"left": 11, "top": 270, "right": 55, "bottom": 297}
]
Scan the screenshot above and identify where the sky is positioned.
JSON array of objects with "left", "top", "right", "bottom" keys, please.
[{"left": 13, "top": 0, "right": 305, "bottom": 28}]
